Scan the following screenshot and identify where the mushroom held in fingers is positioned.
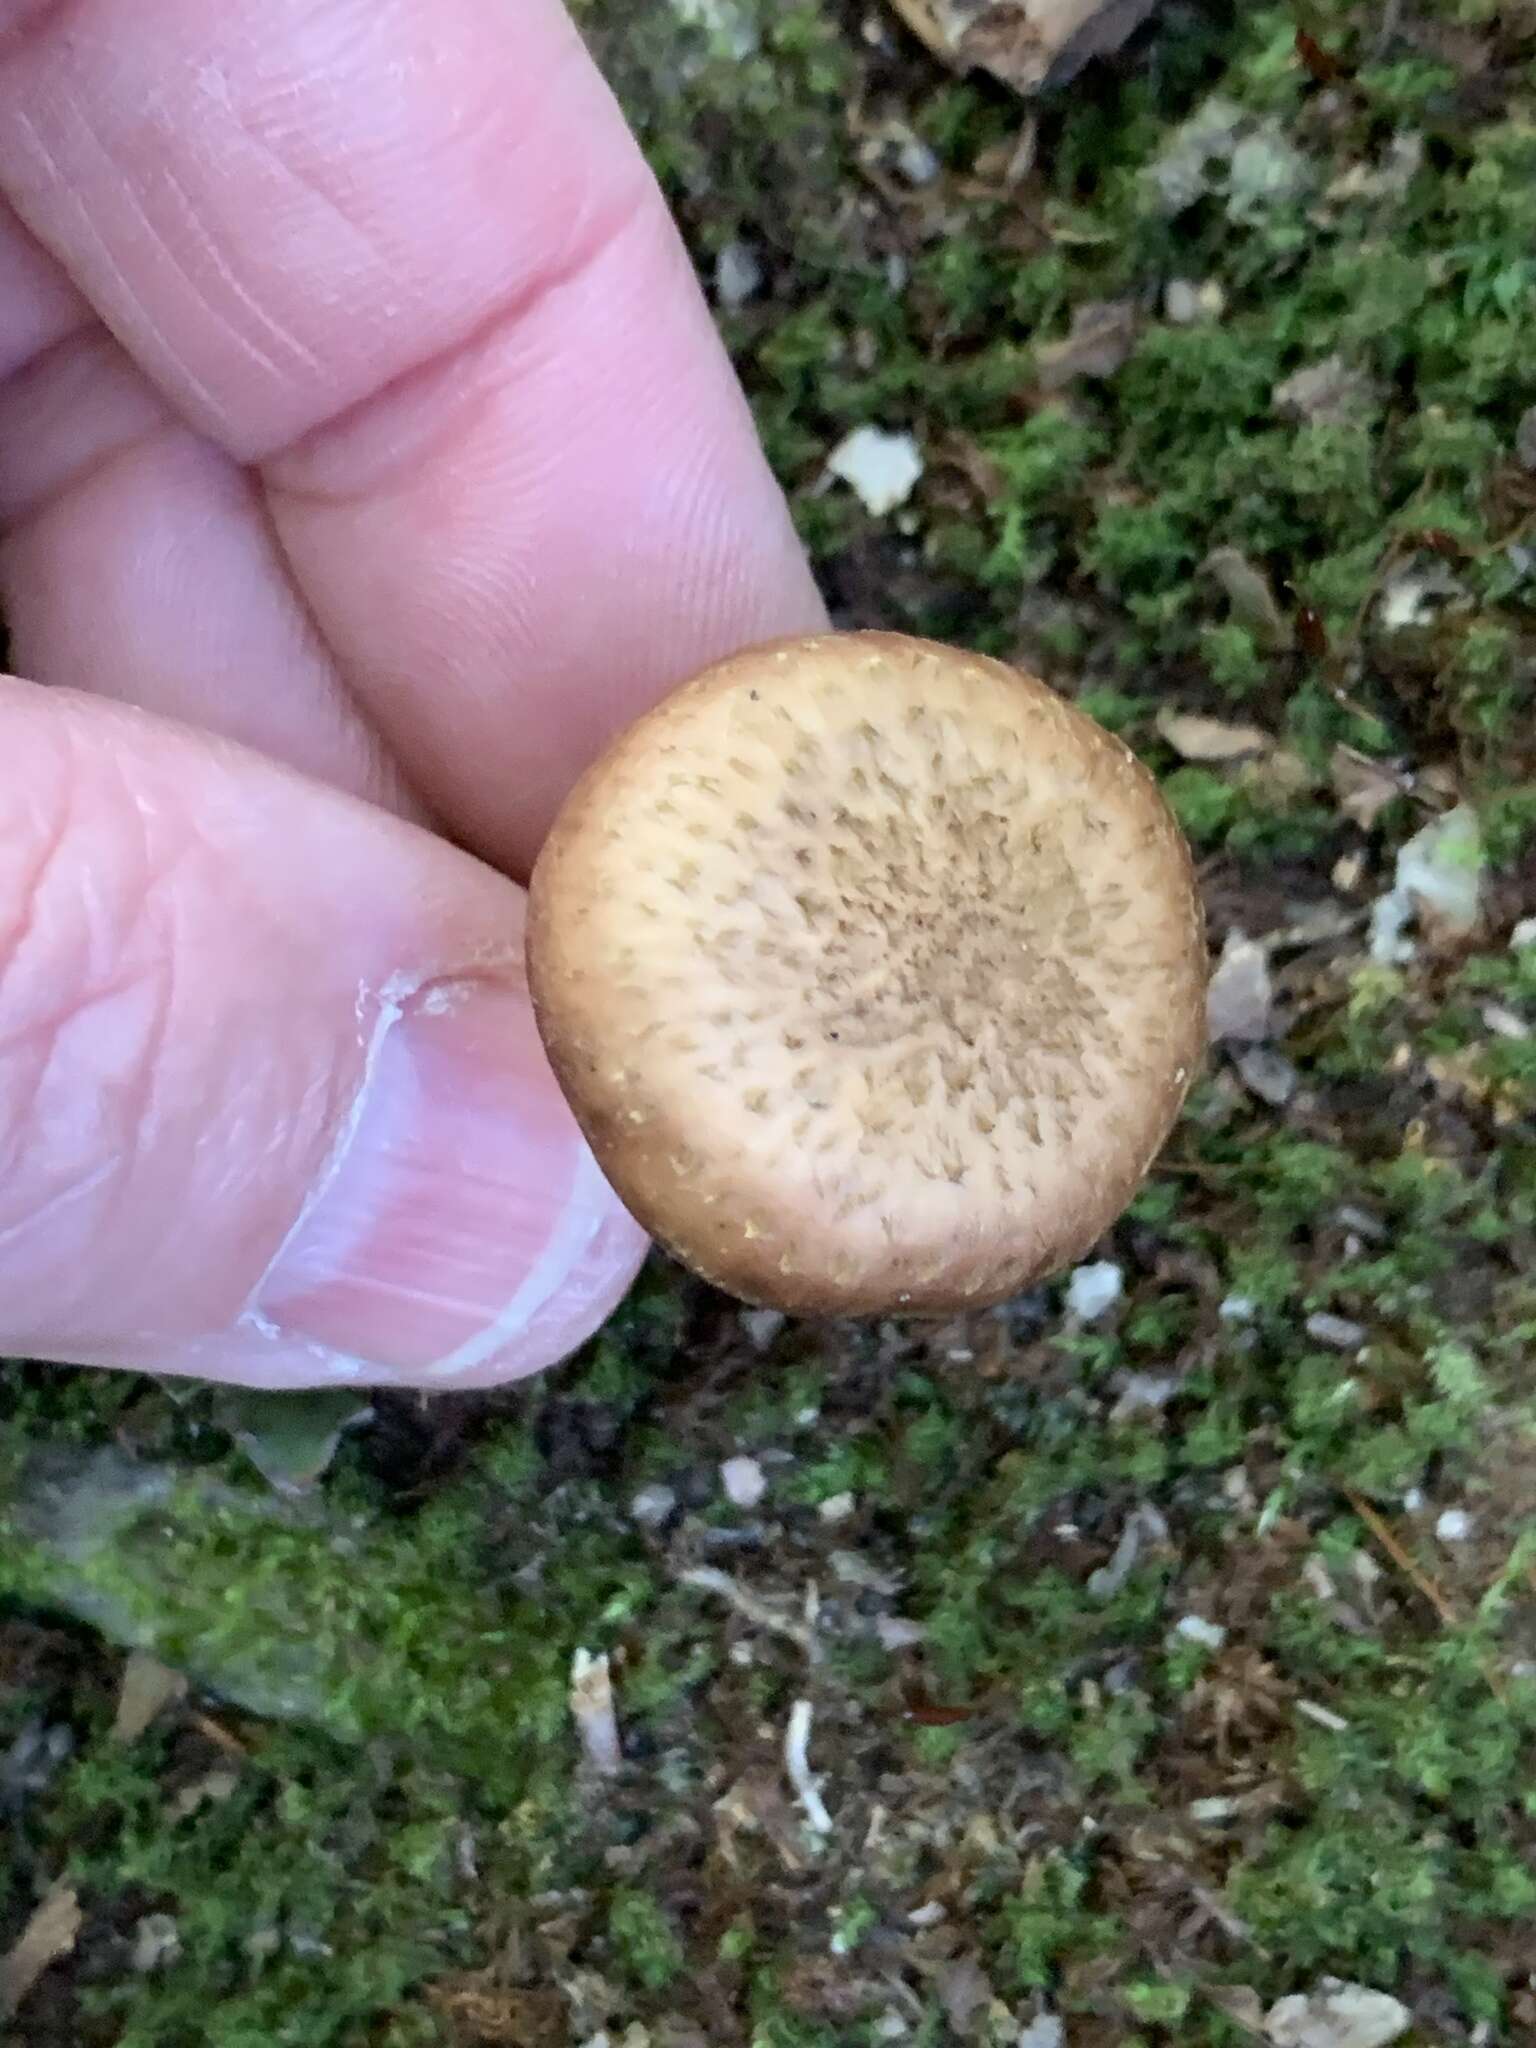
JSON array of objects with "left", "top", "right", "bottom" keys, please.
[{"left": 526, "top": 632, "right": 1206, "bottom": 1315}]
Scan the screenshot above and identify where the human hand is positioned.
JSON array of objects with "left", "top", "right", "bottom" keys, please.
[{"left": 0, "top": 0, "right": 824, "bottom": 1388}]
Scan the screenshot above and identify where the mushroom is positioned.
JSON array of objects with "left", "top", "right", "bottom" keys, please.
[{"left": 526, "top": 631, "right": 1206, "bottom": 1316}]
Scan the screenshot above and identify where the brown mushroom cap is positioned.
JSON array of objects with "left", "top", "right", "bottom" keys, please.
[{"left": 526, "top": 631, "right": 1206, "bottom": 1315}]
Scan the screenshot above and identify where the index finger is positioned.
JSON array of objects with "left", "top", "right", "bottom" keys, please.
[{"left": 0, "top": 0, "right": 823, "bottom": 873}]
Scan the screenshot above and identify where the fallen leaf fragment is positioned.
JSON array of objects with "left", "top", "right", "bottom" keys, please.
[
  {"left": 1, "top": 1886, "right": 82, "bottom": 2020},
  {"left": 887, "top": 0, "right": 1159, "bottom": 95},
  {"left": 1264, "top": 1979, "right": 1411, "bottom": 2048},
  {"left": 112, "top": 1650, "right": 188, "bottom": 1743},
  {"left": 1035, "top": 298, "right": 1138, "bottom": 388},
  {"left": 1156, "top": 706, "right": 1273, "bottom": 762},
  {"left": 1331, "top": 746, "right": 1405, "bottom": 831},
  {"left": 1273, "top": 355, "right": 1375, "bottom": 426},
  {"left": 1201, "top": 546, "right": 1292, "bottom": 648}
]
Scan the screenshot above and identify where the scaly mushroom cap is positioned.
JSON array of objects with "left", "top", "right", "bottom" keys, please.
[{"left": 527, "top": 632, "right": 1206, "bottom": 1315}]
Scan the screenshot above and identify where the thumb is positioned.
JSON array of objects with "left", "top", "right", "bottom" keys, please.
[{"left": 0, "top": 677, "right": 646, "bottom": 1389}]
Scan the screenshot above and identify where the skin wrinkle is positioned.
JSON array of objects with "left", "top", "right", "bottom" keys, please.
[
  {"left": 158, "top": 150, "right": 323, "bottom": 388},
  {"left": 263, "top": 155, "right": 655, "bottom": 492},
  {"left": 8, "top": 104, "right": 226, "bottom": 427}
]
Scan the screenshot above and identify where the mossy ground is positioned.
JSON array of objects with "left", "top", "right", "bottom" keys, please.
[{"left": 6, "top": 1, "right": 1536, "bottom": 2041}]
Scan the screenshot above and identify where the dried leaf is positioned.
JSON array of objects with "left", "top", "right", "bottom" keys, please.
[
  {"left": 213, "top": 1386, "right": 373, "bottom": 1495},
  {"left": 1201, "top": 547, "right": 1292, "bottom": 648},
  {"left": 935, "top": 1953, "right": 996, "bottom": 2035},
  {"left": 1, "top": 1886, "right": 82, "bottom": 2020},
  {"left": 1273, "top": 356, "right": 1375, "bottom": 426},
  {"left": 1330, "top": 746, "right": 1404, "bottom": 831},
  {"left": 1156, "top": 707, "right": 1273, "bottom": 762},
  {"left": 1035, "top": 298, "right": 1138, "bottom": 388},
  {"left": 112, "top": 1650, "right": 187, "bottom": 1743},
  {"left": 887, "top": 0, "right": 1159, "bottom": 96},
  {"left": 167, "top": 1765, "right": 241, "bottom": 1823}
]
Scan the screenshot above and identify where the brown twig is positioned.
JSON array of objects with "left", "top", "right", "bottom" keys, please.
[{"left": 1345, "top": 1488, "right": 1508, "bottom": 1701}]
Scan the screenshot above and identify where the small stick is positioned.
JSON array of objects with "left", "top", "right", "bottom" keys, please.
[{"left": 784, "top": 1698, "right": 832, "bottom": 1835}]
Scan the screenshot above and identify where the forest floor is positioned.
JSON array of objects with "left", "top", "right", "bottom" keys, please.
[{"left": 6, "top": 1, "right": 1536, "bottom": 2043}]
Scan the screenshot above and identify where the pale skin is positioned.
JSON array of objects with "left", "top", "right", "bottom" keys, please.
[{"left": 0, "top": 0, "right": 825, "bottom": 1389}]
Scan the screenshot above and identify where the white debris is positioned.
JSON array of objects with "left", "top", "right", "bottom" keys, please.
[
  {"left": 1264, "top": 1979, "right": 1411, "bottom": 2048},
  {"left": 1370, "top": 805, "right": 1484, "bottom": 962},
  {"left": 1165, "top": 277, "right": 1225, "bottom": 325},
  {"left": 1435, "top": 1507, "right": 1473, "bottom": 1544},
  {"left": 1227, "top": 125, "right": 1309, "bottom": 221},
  {"left": 1220, "top": 1293, "right": 1258, "bottom": 1323},
  {"left": 630, "top": 1484, "right": 677, "bottom": 1528},
  {"left": 1207, "top": 930, "right": 1275, "bottom": 1042},
  {"left": 826, "top": 425, "right": 924, "bottom": 515},
  {"left": 130, "top": 1914, "right": 181, "bottom": 1973},
  {"left": 1110, "top": 1373, "right": 1180, "bottom": 1420},
  {"left": 1273, "top": 355, "right": 1374, "bottom": 426},
  {"left": 1482, "top": 1001, "right": 1528, "bottom": 1039},
  {"left": 1017, "top": 2017, "right": 1065, "bottom": 2048},
  {"left": 670, "top": 0, "right": 759, "bottom": 59},
  {"left": 741, "top": 1307, "right": 786, "bottom": 1350},
  {"left": 1237, "top": 1046, "right": 1299, "bottom": 1107},
  {"left": 714, "top": 238, "right": 764, "bottom": 308},
  {"left": 1513, "top": 917, "right": 1536, "bottom": 949},
  {"left": 1379, "top": 556, "right": 1465, "bottom": 631},
  {"left": 784, "top": 1698, "right": 832, "bottom": 1834},
  {"left": 894, "top": 132, "right": 941, "bottom": 185},
  {"left": 1295, "top": 1699, "right": 1350, "bottom": 1733},
  {"left": 1088, "top": 1505, "right": 1167, "bottom": 1601},
  {"left": 1065, "top": 1261, "right": 1123, "bottom": 1322},
  {"left": 569, "top": 1650, "right": 623, "bottom": 1776},
  {"left": 1306, "top": 1313, "right": 1366, "bottom": 1351},
  {"left": 818, "top": 1491, "right": 856, "bottom": 1523},
  {"left": 721, "top": 1456, "right": 768, "bottom": 1509},
  {"left": 1175, "top": 1614, "right": 1227, "bottom": 1649},
  {"left": 876, "top": 1615, "right": 926, "bottom": 1652},
  {"left": 1190, "top": 1795, "right": 1239, "bottom": 1823}
]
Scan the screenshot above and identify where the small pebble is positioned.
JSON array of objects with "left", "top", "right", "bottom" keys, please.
[
  {"left": 1164, "top": 277, "right": 1225, "bottom": 325},
  {"left": 895, "top": 133, "right": 940, "bottom": 185},
  {"left": 1175, "top": 1614, "right": 1227, "bottom": 1649},
  {"left": 629, "top": 1484, "right": 677, "bottom": 1528},
  {"left": 721, "top": 1456, "right": 768, "bottom": 1509},
  {"left": 825, "top": 424, "right": 924, "bottom": 516},
  {"left": 1065, "top": 1260, "right": 1123, "bottom": 1322},
  {"left": 1306, "top": 1312, "right": 1366, "bottom": 1351},
  {"left": 1435, "top": 1507, "right": 1473, "bottom": 1543},
  {"left": 714, "top": 238, "right": 763, "bottom": 308},
  {"left": 131, "top": 1913, "right": 182, "bottom": 1973},
  {"left": 740, "top": 1308, "right": 786, "bottom": 1351},
  {"left": 818, "top": 1491, "right": 856, "bottom": 1523},
  {"left": 876, "top": 1615, "right": 925, "bottom": 1651}
]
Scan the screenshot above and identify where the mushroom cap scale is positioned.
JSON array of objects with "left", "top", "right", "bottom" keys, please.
[{"left": 527, "top": 632, "right": 1206, "bottom": 1316}]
